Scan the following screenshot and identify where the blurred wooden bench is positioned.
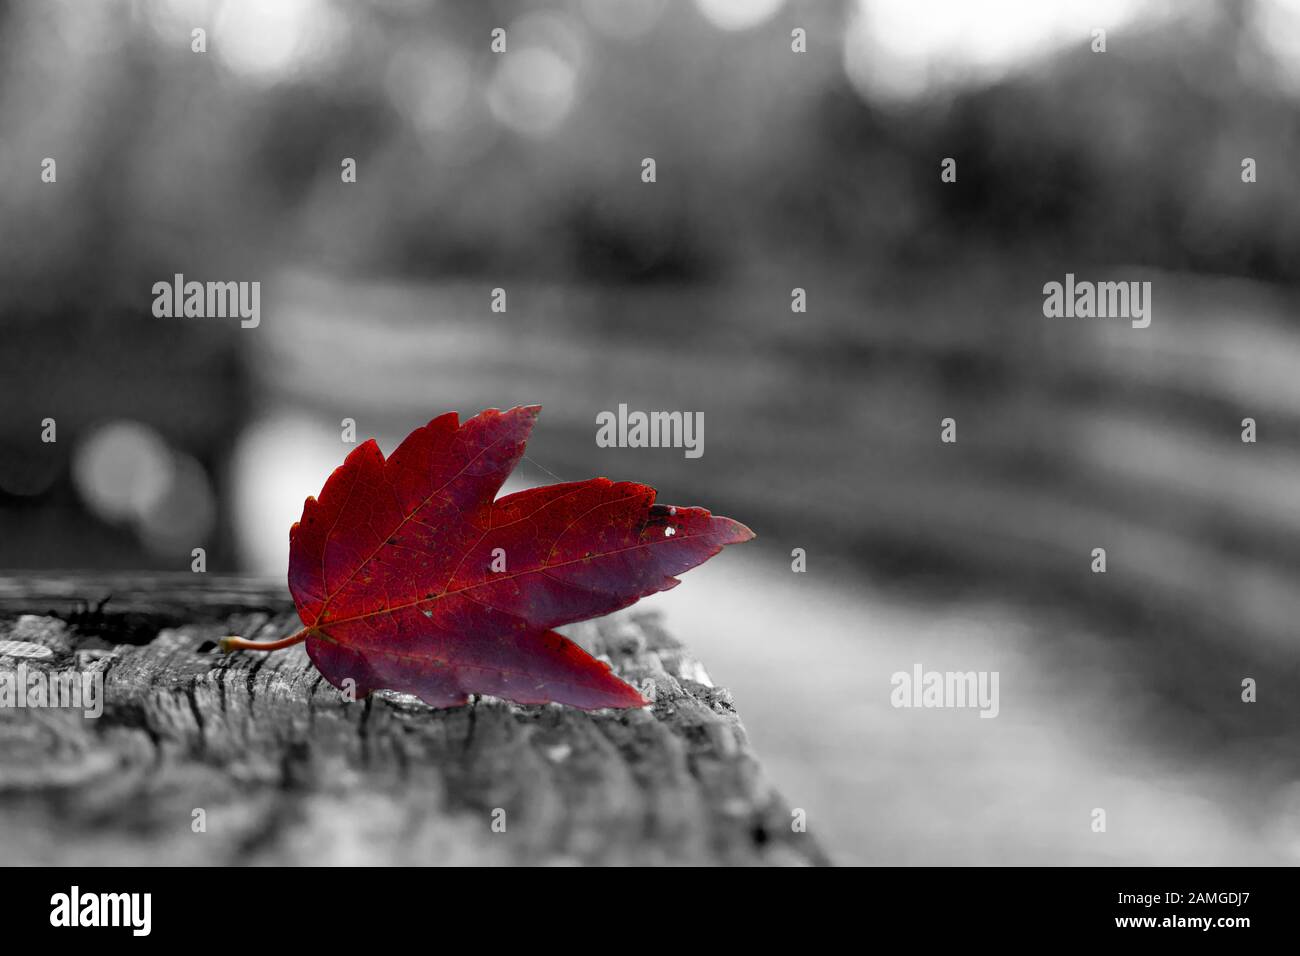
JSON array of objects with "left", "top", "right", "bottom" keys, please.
[{"left": 0, "top": 574, "right": 824, "bottom": 865}]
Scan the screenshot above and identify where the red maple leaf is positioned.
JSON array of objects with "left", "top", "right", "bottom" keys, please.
[{"left": 222, "top": 406, "right": 753, "bottom": 710}]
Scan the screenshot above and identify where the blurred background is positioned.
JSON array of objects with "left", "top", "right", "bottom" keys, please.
[{"left": 3, "top": 0, "right": 1300, "bottom": 864}]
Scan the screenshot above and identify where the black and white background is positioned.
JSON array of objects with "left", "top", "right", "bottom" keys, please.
[{"left": 1, "top": 0, "right": 1299, "bottom": 876}]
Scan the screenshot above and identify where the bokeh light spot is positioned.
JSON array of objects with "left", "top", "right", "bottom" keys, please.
[
  {"left": 73, "top": 420, "right": 174, "bottom": 524},
  {"left": 695, "top": 0, "right": 785, "bottom": 32}
]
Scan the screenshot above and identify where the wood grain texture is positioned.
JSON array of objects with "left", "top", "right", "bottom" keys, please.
[{"left": 0, "top": 574, "right": 825, "bottom": 865}]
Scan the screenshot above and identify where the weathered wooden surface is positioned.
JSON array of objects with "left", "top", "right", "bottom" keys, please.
[{"left": 0, "top": 574, "right": 825, "bottom": 865}]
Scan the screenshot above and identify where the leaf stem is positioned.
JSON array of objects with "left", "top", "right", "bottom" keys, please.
[{"left": 219, "top": 628, "right": 309, "bottom": 654}]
